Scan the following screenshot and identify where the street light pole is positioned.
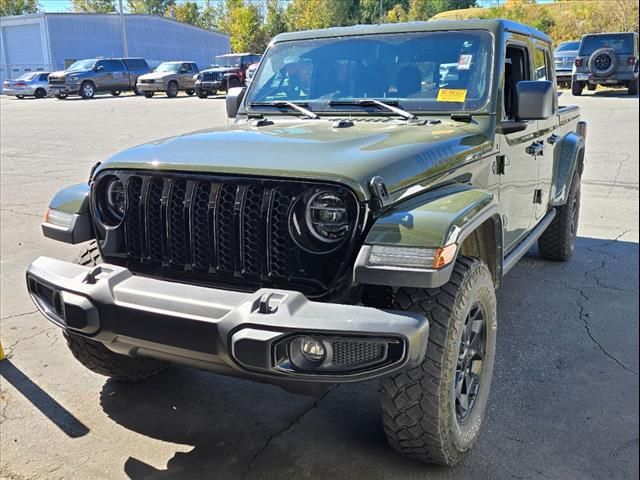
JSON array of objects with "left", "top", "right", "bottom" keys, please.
[{"left": 119, "top": 0, "right": 129, "bottom": 57}]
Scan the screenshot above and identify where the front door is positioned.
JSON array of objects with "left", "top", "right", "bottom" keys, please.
[{"left": 498, "top": 41, "right": 544, "bottom": 252}]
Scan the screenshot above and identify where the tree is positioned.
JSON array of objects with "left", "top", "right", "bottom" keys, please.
[
  {"left": 171, "top": 0, "right": 199, "bottom": 25},
  {"left": 263, "top": 0, "right": 287, "bottom": 39},
  {"left": 285, "top": 0, "right": 359, "bottom": 31},
  {"left": 0, "top": 0, "right": 38, "bottom": 16},
  {"left": 386, "top": 3, "right": 408, "bottom": 23},
  {"left": 360, "top": 0, "right": 405, "bottom": 24},
  {"left": 70, "top": 0, "right": 116, "bottom": 13},
  {"left": 407, "top": 0, "right": 476, "bottom": 21},
  {"left": 127, "top": 0, "right": 175, "bottom": 15},
  {"left": 227, "top": 3, "right": 266, "bottom": 53},
  {"left": 197, "top": 0, "right": 223, "bottom": 30}
]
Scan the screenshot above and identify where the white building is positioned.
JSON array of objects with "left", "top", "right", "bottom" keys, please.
[{"left": 0, "top": 13, "right": 230, "bottom": 83}]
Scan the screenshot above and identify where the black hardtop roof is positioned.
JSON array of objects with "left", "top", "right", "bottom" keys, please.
[{"left": 272, "top": 19, "right": 550, "bottom": 44}]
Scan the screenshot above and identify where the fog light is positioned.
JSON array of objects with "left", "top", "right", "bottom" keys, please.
[{"left": 300, "top": 337, "right": 325, "bottom": 362}]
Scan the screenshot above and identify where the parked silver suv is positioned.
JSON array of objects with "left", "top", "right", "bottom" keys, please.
[
  {"left": 572, "top": 32, "right": 639, "bottom": 96},
  {"left": 554, "top": 40, "right": 579, "bottom": 88},
  {"left": 136, "top": 62, "right": 199, "bottom": 98}
]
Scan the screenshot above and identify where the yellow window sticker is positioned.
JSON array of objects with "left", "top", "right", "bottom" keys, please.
[{"left": 437, "top": 89, "right": 467, "bottom": 102}]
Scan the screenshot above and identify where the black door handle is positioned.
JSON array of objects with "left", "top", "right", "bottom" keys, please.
[
  {"left": 526, "top": 141, "right": 544, "bottom": 156},
  {"left": 547, "top": 134, "right": 559, "bottom": 145}
]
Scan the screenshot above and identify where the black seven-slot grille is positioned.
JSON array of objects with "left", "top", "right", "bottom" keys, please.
[
  {"left": 201, "top": 71, "right": 222, "bottom": 82},
  {"left": 95, "top": 171, "right": 360, "bottom": 297}
]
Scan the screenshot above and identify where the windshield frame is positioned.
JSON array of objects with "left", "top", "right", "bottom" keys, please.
[
  {"left": 244, "top": 29, "right": 496, "bottom": 117},
  {"left": 67, "top": 59, "right": 97, "bottom": 72}
]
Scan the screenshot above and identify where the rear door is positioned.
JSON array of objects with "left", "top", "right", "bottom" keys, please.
[
  {"left": 498, "top": 38, "right": 546, "bottom": 251},
  {"left": 178, "top": 63, "right": 195, "bottom": 89},
  {"left": 532, "top": 41, "right": 558, "bottom": 220}
]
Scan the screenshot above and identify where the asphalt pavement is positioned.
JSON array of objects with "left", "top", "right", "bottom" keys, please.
[{"left": 1, "top": 89, "right": 638, "bottom": 480}]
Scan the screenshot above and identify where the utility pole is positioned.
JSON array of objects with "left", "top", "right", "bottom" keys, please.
[{"left": 119, "top": 0, "right": 129, "bottom": 57}]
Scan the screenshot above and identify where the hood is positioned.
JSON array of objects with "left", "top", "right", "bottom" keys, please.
[
  {"left": 139, "top": 71, "right": 175, "bottom": 80},
  {"left": 49, "top": 70, "right": 67, "bottom": 78},
  {"left": 98, "top": 117, "right": 493, "bottom": 200},
  {"left": 201, "top": 66, "right": 238, "bottom": 74}
]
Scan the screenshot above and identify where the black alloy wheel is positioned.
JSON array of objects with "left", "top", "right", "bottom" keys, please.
[{"left": 455, "top": 303, "right": 486, "bottom": 423}]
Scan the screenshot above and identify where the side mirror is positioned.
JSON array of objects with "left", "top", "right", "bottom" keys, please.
[
  {"left": 94, "top": 65, "right": 104, "bottom": 72},
  {"left": 226, "top": 87, "right": 247, "bottom": 119},
  {"left": 515, "top": 80, "right": 554, "bottom": 120}
]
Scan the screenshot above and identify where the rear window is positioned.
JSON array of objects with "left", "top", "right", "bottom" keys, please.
[
  {"left": 556, "top": 41, "right": 579, "bottom": 52},
  {"left": 123, "top": 58, "right": 149, "bottom": 70},
  {"left": 580, "top": 34, "right": 634, "bottom": 56}
]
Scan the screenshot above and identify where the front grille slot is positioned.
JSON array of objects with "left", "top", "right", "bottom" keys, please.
[
  {"left": 110, "top": 172, "right": 359, "bottom": 296},
  {"left": 202, "top": 72, "right": 221, "bottom": 82},
  {"left": 330, "top": 340, "right": 387, "bottom": 367}
]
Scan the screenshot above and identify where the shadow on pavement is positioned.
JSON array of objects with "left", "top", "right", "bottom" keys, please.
[
  {"left": 0, "top": 360, "right": 89, "bottom": 438},
  {"left": 98, "top": 236, "right": 638, "bottom": 480}
]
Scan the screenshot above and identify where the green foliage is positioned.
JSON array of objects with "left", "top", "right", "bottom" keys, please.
[
  {"left": 70, "top": 0, "right": 116, "bottom": 13},
  {"left": 285, "top": 0, "right": 359, "bottom": 31},
  {"left": 127, "top": 0, "right": 175, "bottom": 15},
  {"left": 407, "top": 0, "right": 476, "bottom": 21},
  {"left": 264, "top": 0, "right": 287, "bottom": 38},
  {"left": 360, "top": 0, "right": 403, "bottom": 24},
  {"left": 172, "top": 0, "right": 199, "bottom": 25},
  {"left": 228, "top": 2, "right": 265, "bottom": 52},
  {"left": 0, "top": 0, "right": 38, "bottom": 16},
  {"left": 197, "top": 0, "right": 222, "bottom": 30}
]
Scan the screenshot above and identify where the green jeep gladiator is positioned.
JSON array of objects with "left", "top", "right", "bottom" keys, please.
[{"left": 28, "top": 20, "right": 586, "bottom": 465}]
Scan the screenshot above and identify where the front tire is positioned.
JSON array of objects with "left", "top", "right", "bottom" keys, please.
[
  {"left": 364, "top": 257, "right": 497, "bottom": 466},
  {"left": 111, "top": 90, "right": 121, "bottom": 96},
  {"left": 571, "top": 80, "right": 584, "bottom": 96},
  {"left": 166, "top": 81, "right": 178, "bottom": 98},
  {"left": 538, "top": 172, "right": 581, "bottom": 261},
  {"left": 34, "top": 88, "right": 47, "bottom": 99},
  {"left": 64, "top": 241, "right": 168, "bottom": 382},
  {"left": 196, "top": 87, "right": 208, "bottom": 99},
  {"left": 80, "top": 81, "right": 95, "bottom": 99},
  {"left": 185, "top": 88, "right": 194, "bottom": 96},
  {"left": 144, "top": 91, "right": 154, "bottom": 98}
]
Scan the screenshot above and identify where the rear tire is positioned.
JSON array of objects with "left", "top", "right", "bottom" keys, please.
[
  {"left": 571, "top": 80, "right": 584, "bottom": 96},
  {"left": 628, "top": 77, "right": 639, "bottom": 95},
  {"left": 64, "top": 241, "right": 168, "bottom": 382},
  {"left": 185, "top": 88, "right": 194, "bottom": 96},
  {"left": 364, "top": 257, "right": 497, "bottom": 466},
  {"left": 111, "top": 90, "right": 121, "bottom": 96},
  {"left": 166, "top": 81, "right": 178, "bottom": 98},
  {"left": 538, "top": 172, "right": 581, "bottom": 261},
  {"left": 196, "top": 87, "right": 208, "bottom": 99},
  {"left": 34, "top": 88, "right": 47, "bottom": 99},
  {"left": 144, "top": 92, "right": 154, "bottom": 98}
]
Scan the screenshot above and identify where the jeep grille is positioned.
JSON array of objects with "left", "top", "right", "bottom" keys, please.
[
  {"left": 201, "top": 72, "right": 222, "bottom": 82},
  {"left": 93, "top": 171, "right": 362, "bottom": 297}
]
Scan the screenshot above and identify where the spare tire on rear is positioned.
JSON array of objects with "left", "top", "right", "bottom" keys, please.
[{"left": 588, "top": 48, "right": 617, "bottom": 77}]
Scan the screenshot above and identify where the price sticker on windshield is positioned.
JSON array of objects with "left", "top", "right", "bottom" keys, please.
[
  {"left": 437, "top": 89, "right": 467, "bottom": 102},
  {"left": 458, "top": 54, "right": 473, "bottom": 70}
]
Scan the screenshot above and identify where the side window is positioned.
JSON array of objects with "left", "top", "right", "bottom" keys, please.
[
  {"left": 533, "top": 48, "right": 550, "bottom": 81},
  {"left": 182, "top": 63, "right": 193, "bottom": 74},
  {"left": 39, "top": 73, "right": 49, "bottom": 81},
  {"left": 95, "top": 60, "right": 106, "bottom": 71},
  {"left": 504, "top": 45, "right": 531, "bottom": 120}
]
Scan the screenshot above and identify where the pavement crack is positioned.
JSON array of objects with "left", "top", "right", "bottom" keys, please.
[
  {"left": 0, "top": 207, "right": 42, "bottom": 219},
  {"left": 241, "top": 385, "right": 336, "bottom": 479},
  {"left": 576, "top": 292, "right": 638, "bottom": 375},
  {"left": 4, "top": 327, "right": 56, "bottom": 358},
  {"left": 1, "top": 310, "right": 38, "bottom": 321}
]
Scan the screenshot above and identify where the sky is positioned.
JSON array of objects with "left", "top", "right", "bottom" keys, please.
[{"left": 38, "top": 0, "right": 555, "bottom": 14}]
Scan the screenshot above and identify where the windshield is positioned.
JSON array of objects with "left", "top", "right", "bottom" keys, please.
[
  {"left": 246, "top": 31, "right": 493, "bottom": 113},
  {"left": 155, "top": 63, "right": 180, "bottom": 73},
  {"left": 580, "top": 34, "right": 634, "bottom": 55},
  {"left": 67, "top": 59, "right": 96, "bottom": 71},
  {"left": 556, "top": 41, "right": 580, "bottom": 52},
  {"left": 214, "top": 55, "right": 242, "bottom": 68},
  {"left": 16, "top": 73, "right": 38, "bottom": 81}
]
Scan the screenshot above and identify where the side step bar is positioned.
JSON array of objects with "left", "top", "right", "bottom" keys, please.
[{"left": 503, "top": 208, "right": 556, "bottom": 275}]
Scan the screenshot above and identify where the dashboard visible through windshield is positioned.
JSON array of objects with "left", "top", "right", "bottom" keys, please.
[{"left": 246, "top": 30, "right": 493, "bottom": 113}]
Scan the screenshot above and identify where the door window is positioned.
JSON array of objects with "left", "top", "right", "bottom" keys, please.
[
  {"left": 104, "top": 60, "right": 124, "bottom": 72},
  {"left": 533, "top": 48, "right": 550, "bottom": 81},
  {"left": 181, "top": 63, "right": 194, "bottom": 74},
  {"left": 504, "top": 45, "right": 530, "bottom": 120}
]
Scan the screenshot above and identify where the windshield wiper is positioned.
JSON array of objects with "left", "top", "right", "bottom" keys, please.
[
  {"left": 250, "top": 101, "right": 319, "bottom": 119},
  {"left": 328, "top": 99, "right": 417, "bottom": 121}
]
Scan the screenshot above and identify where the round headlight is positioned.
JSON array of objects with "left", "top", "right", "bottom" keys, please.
[
  {"left": 305, "top": 191, "right": 350, "bottom": 243},
  {"left": 96, "top": 176, "right": 125, "bottom": 226}
]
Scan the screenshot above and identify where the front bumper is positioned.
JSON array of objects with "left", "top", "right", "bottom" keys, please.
[
  {"left": 555, "top": 70, "right": 572, "bottom": 82},
  {"left": 49, "top": 84, "right": 79, "bottom": 94},
  {"left": 195, "top": 81, "right": 223, "bottom": 92},
  {"left": 136, "top": 83, "right": 168, "bottom": 92},
  {"left": 26, "top": 257, "right": 429, "bottom": 384}
]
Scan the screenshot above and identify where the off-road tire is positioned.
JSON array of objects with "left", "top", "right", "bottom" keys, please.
[
  {"left": 227, "top": 77, "right": 241, "bottom": 90},
  {"left": 144, "top": 92, "right": 154, "bottom": 98},
  {"left": 185, "top": 88, "right": 195, "bottom": 96},
  {"left": 80, "top": 81, "right": 95, "bottom": 99},
  {"left": 196, "top": 87, "right": 208, "bottom": 98},
  {"left": 538, "top": 172, "right": 581, "bottom": 261},
  {"left": 64, "top": 241, "right": 168, "bottom": 382},
  {"left": 34, "top": 88, "right": 47, "bottom": 99},
  {"left": 363, "top": 257, "right": 497, "bottom": 466},
  {"left": 628, "top": 77, "right": 639, "bottom": 96},
  {"left": 571, "top": 80, "right": 584, "bottom": 96},
  {"left": 166, "top": 81, "right": 178, "bottom": 98}
]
